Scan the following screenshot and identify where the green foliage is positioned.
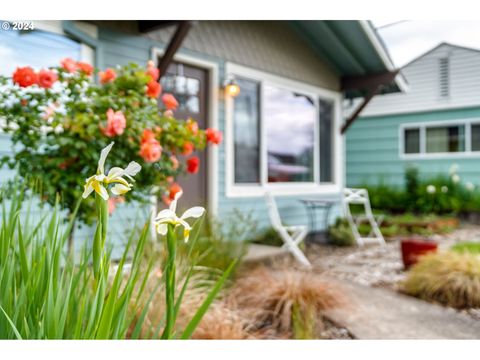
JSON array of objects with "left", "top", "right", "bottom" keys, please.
[
  {"left": 251, "top": 226, "right": 284, "bottom": 247},
  {"left": 401, "top": 251, "right": 480, "bottom": 309},
  {"left": 328, "top": 218, "right": 356, "bottom": 246},
  {"left": 360, "top": 164, "right": 480, "bottom": 215},
  {"left": 451, "top": 242, "right": 480, "bottom": 255},
  {"left": 0, "top": 187, "right": 152, "bottom": 339},
  {"left": 0, "top": 62, "right": 209, "bottom": 224}
]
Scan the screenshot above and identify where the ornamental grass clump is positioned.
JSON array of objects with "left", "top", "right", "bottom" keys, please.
[
  {"left": 229, "top": 266, "right": 346, "bottom": 339},
  {"left": 400, "top": 251, "right": 480, "bottom": 309}
]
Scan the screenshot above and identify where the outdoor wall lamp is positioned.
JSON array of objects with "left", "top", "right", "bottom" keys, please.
[{"left": 224, "top": 76, "right": 240, "bottom": 97}]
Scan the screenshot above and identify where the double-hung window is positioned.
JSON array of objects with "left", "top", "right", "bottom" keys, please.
[{"left": 226, "top": 64, "right": 340, "bottom": 197}]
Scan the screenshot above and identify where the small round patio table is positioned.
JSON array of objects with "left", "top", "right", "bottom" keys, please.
[{"left": 299, "top": 198, "right": 336, "bottom": 242}]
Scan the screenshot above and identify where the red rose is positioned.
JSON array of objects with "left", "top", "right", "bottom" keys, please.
[
  {"left": 186, "top": 156, "right": 200, "bottom": 174},
  {"left": 146, "top": 60, "right": 160, "bottom": 81},
  {"left": 77, "top": 62, "right": 94, "bottom": 75},
  {"left": 169, "top": 183, "right": 182, "bottom": 200},
  {"left": 182, "top": 142, "right": 194, "bottom": 156},
  {"left": 12, "top": 67, "right": 38, "bottom": 87},
  {"left": 205, "top": 128, "right": 223, "bottom": 145},
  {"left": 37, "top": 69, "right": 58, "bottom": 89},
  {"left": 162, "top": 93, "right": 178, "bottom": 110},
  {"left": 146, "top": 80, "right": 162, "bottom": 98},
  {"left": 99, "top": 68, "right": 116, "bottom": 84},
  {"left": 60, "top": 58, "right": 77, "bottom": 73}
]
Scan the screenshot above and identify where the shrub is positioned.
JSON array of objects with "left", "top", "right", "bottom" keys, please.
[
  {"left": 0, "top": 60, "right": 221, "bottom": 224},
  {"left": 251, "top": 226, "right": 284, "bottom": 247},
  {"left": 451, "top": 242, "right": 480, "bottom": 255},
  {"left": 400, "top": 252, "right": 480, "bottom": 308},
  {"left": 328, "top": 218, "right": 356, "bottom": 246},
  {"left": 229, "top": 266, "right": 346, "bottom": 339}
]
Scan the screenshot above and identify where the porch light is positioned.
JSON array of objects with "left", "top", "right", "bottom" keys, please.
[{"left": 225, "top": 77, "right": 240, "bottom": 97}]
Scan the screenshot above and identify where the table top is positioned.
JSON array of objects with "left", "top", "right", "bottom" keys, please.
[{"left": 299, "top": 198, "right": 337, "bottom": 205}]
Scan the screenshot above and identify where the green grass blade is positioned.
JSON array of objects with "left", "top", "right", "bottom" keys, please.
[{"left": 0, "top": 305, "right": 23, "bottom": 339}]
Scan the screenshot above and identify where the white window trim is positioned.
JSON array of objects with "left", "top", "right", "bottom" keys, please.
[
  {"left": 399, "top": 118, "right": 480, "bottom": 160},
  {"left": 225, "top": 62, "right": 343, "bottom": 198}
]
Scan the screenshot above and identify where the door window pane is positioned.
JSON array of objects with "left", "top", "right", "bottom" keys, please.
[
  {"left": 472, "top": 124, "right": 480, "bottom": 152},
  {"left": 0, "top": 28, "right": 81, "bottom": 75},
  {"left": 319, "top": 99, "right": 334, "bottom": 182},
  {"left": 426, "top": 125, "right": 465, "bottom": 153},
  {"left": 265, "top": 85, "right": 315, "bottom": 183},
  {"left": 233, "top": 78, "right": 260, "bottom": 183},
  {"left": 404, "top": 128, "right": 420, "bottom": 154}
]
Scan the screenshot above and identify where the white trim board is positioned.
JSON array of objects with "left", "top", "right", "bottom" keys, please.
[
  {"left": 151, "top": 47, "right": 220, "bottom": 216},
  {"left": 224, "top": 62, "right": 344, "bottom": 198},
  {"left": 399, "top": 117, "right": 480, "bottom": 160}
]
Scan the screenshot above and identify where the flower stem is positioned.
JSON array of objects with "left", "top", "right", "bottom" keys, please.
[
  {"left": 93, "top": 193, "right": 108, "bottom": 282},
  {"left": 162, "top": 223, "right": 176, "bottom": 339}
]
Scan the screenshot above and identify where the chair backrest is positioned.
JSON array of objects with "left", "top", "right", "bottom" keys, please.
[
  {"left": 343, "top": 188, "right": 374, "bottom": 217},
  {"left": 265, "top": 192, "right": 283, "bottom": 230}
]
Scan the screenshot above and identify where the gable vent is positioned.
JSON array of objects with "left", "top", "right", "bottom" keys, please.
[{"left": 439, "top": 57, "right": 450, "bottom": 98}]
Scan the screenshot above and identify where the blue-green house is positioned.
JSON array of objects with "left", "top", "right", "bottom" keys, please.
[
  {"left": 346, "top": 43, "right": 480, "bottom": 189},
  {"left": 0, "top": 20, "right": 405, "bottom": 246}
]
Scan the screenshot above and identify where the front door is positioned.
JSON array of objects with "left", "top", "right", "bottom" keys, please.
[{"left": 160, "top": 61, "right": 209, "bottom": 209}]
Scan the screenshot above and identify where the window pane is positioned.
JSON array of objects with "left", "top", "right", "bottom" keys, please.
[
  {"left": 319, "top": 99, "right": 334, "bottom": 182},
  {"left": 426, "top": 125, "right": 465, "bottom": 153},
  {"left": 233, "top": 78, "right": 260, "bottom": 183},
  {"left": 472, "top": 124, "right": 480, "bottom": 152},
  {"left": 0, "top": 28, "right": 81, "bottom": 75},
  {"left": 404, "top": 128, "right": 420, "bottom": 154},
  {"left": 265, "top": 85, "right": 315, "bottom": 183}
]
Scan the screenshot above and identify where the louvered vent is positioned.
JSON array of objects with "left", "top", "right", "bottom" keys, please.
[{"left": 439, "top": 57, "right": 450, "bottom": 98}]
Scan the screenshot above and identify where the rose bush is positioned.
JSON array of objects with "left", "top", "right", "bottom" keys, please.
[{"left": 0, "top": 59, "right": 221, "bottom": 224}]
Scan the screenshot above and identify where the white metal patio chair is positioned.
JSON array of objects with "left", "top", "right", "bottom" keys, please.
[
  {"left": 342, "top": 188, "right": 385, "bottom": 246},
  {"left": 265, "top": 192, "right": 311, "bottom": 267}
]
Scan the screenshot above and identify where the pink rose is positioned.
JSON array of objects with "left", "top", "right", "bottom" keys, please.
[{"left": 102, "top": 108, "right": 126, "bottom": 137}]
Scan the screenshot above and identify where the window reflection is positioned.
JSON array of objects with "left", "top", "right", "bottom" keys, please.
[
  {"left": 264, "top": 85, "right": 315, "bottom": 183},
  {"left": 0, "top": 28, "right": 81, "bottom": 75},
  {"left": 233, "top": 78, "right": 260, "bottom": 183},
  {"left": 160, "top": 72, "right": 201, "bottom": 114}
]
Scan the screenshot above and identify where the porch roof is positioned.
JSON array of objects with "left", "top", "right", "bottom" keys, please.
[{"left": 290, "top": 20, "right": 408, "bottom": 98}]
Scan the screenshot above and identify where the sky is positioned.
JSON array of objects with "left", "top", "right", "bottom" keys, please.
[{"left": 372, "top": 20, "right": 480, "bottom": 67}]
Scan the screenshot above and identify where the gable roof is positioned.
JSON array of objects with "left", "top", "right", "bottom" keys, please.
[{"left": 402, "top": 42, "right": 480, "bottom": 69}]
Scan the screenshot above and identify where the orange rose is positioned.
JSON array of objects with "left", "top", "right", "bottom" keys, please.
[
  {"left": 141, "top": 129, "right": 156, "bottom": 144},
  {"left": 162, "top": 93, "right": 178, "bottom": 110},
  {"left": 37, "top": 69, "right": 58, "bottom": 89},
  {"left": 60, "top": 58, "right": 77, "bottom": 73},
  {"left": 182, "top": 142, "right": 194, "bottom": 156},
  {"left": 12, "top": 67, "right": 38, "bottom": 87},
  {"left": 99, "top": 68, "right": 116, "bottom": 84},
  {"left": 186, "top": 119, "right": 199, "bottom": 135},
  {"left": 170, "top": 155, "right": 179, "bottom": 170},
  {"left": 146, "top": 80, "right": 161, "bottom": 98},
  {"left": 168, "top": 183, "right": 182, "bottom": 200},
  {"left": 139, "top": 139, "right": 162, "bottom": 163},
  {"left": 77, "top": 62, "right": 94, "bottom": 75}
]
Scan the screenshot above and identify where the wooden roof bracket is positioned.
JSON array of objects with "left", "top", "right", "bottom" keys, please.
[
  {"left": 340, "top": 70, "right": 399, "bottom": 134},
  {"left": 158, "top": 21, "right": 193, "bottom": 80}
]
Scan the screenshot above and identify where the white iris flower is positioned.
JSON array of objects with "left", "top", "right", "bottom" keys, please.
[
  {"left": 82, "top": 142, "right": 141, "bottom": 201},
  {"left": 154, "top": 191, "right": 205, "bottom": 242}
]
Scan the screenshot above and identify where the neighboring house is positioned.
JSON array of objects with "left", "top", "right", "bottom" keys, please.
[
  {"left": 0, "top": 20, "right": 404, "bottom": 244},
  {"left": 346, "top": 43, "right": 480, "bottom": 188}
]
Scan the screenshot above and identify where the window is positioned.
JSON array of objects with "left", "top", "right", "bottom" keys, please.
[
  {"left": 404, "top": 128, "right": 420, "bottom": 154},
  {"left": 402, "top": 121, "right": 480, "bottom": 157},
  {"left": 233, "top": 78, "right": 260, "bottom": 183},
  {"left": 227, "top": 64, "right": 340, "bottom": 195},
  {"left": 264, "top": 85, "right": 315, "bottom": 183},
  {"left": 0, "top": 27, "right": 81, "bottom": 76},
  {"left": 426, "top": 125, "right": 465, "bottom": 153}
]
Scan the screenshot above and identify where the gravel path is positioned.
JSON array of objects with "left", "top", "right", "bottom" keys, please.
[{"left": 306, "top": 223, "right": 480, "bottom": 321}]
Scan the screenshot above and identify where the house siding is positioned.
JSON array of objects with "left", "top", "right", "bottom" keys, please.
[
  {"left": 1, "top": 21, "right": 343, "bottom": 247},
  {"left": 346, "top": 107, "right": 480, "bottom": 188}
]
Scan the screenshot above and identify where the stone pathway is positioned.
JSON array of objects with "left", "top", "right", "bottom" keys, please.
[{"left": 324, "top": 279, "right": 480, "bottom": 339}]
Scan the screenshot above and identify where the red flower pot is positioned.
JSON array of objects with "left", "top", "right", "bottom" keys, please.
[{"left": 401, "top": 238, "right": 438, "bottom": 269}]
